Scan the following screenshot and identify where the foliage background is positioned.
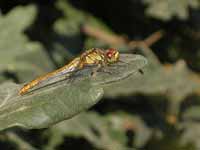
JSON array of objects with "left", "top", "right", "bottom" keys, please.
[{"left": 0, "top": 0, "right": 200, "bottom": 149}]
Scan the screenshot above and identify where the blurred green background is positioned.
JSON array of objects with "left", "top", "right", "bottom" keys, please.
[{"left": 0, "top": 0, "right": 200, "bottom": 150}]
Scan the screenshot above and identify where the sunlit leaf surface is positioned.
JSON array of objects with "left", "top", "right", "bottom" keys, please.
[{"left": 0, "top": 54, "right": 147, "bottom": 131}]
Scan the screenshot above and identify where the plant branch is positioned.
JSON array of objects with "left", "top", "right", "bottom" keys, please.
[{"left": 81, "top": 24, "right": 164, "bottom": 47}]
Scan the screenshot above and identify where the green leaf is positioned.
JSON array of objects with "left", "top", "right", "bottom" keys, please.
[
  {"left": 4, "top": 132, "right": 39, "bottom": 150},
  {"left": 0, "top": 5, "right": 54, "bottom": 82},
  {"left": 45, "top": 112, "right": 151, "bottom": 150},
  {"left": 183, "top": 106, "right": 200, "bottom": 120},
  {"left": 143, "top": 0, "right": 200, "bottom": 20},
  {"left": 53, "top": 0, "right": 86, "bottom": 55},
  {"left": 103, "top": 55, "right": 200, "bottom": 117},
  {"left": 179, "top": 121, "right": 200, "bottom": 149},
  {"left": 104, "top": 60, "right": 200, "bottom": 101},
  {"left": 0, "top": 81, "right": 103, "bottom": 131},
  {"left": 105, "top": 113, "right": 152, "bottom": 148},
  {"left": 46, "top": 112, "right": 122, "bottom": 150},
  {"left": 0, "top": 54, "right": 147, "bottom": 131},
  {"left": 52, "top": 0, "right": 117, "bottom": 59}
]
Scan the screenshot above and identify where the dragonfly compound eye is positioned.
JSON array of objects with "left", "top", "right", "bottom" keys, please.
[{"left": 106, "top": 48, "right": 119, "bottom": 63}]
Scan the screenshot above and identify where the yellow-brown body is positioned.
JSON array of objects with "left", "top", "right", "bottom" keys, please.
[{"left": 19, "top": 48, "right": 119, "bottom": 95}]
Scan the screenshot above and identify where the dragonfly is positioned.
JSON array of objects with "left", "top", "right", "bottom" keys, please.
[{"left": 19, "top": 48, "right": 120, "bottom": 95}]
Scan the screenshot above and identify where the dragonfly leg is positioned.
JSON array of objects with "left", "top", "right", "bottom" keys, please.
[
  {"left": 100, "top": 68, "right": 113, "bottom": 75},
  {"left": 91, "top": 64, "right": 102, "bottom": 77},
  {"left": 91, "top": 64, "right": 113, "bottom": 77}
]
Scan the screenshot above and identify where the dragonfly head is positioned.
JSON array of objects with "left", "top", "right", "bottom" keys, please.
[{"left": 106, "top": 48, "right": 119, "bottom": 63}]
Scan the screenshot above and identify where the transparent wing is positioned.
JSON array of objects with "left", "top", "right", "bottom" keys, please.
[{"left": 36, "top": 67, "right": 79, "bottom": 89}]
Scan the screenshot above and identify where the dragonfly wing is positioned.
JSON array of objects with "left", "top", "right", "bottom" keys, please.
[
  {"left": 41, "top": 57, "right": 81, "bottom": 84},
  {"left": 42, "top": 67, "right": 77, "bottom": 84}
]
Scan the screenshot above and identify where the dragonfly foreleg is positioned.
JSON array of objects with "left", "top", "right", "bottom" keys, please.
[{"left": 91, "top": 64, "right": 113, "bottom": 77}]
